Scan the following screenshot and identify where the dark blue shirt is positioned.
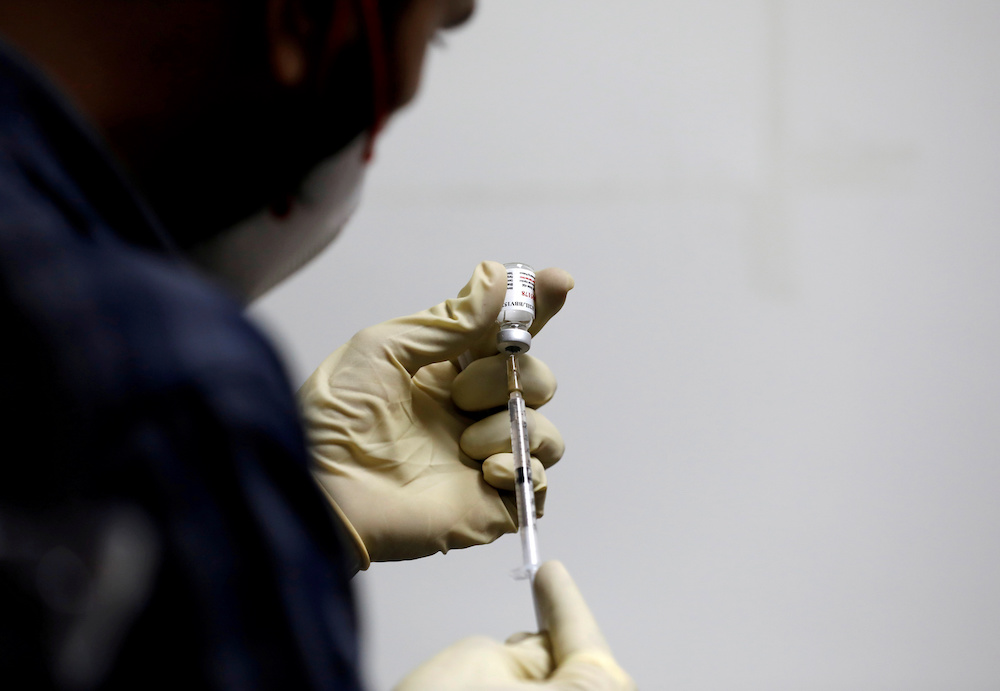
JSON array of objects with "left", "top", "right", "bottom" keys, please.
[{"left": 0, "top": 40, "right": 362, "bottom": 690}]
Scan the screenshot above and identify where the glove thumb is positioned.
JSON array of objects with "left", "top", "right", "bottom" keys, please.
[
  {"left": 366, "top": 261, "right": 506, "bottom": 376},
  {"left": 534, "top": 561, "right": 636, "bottom": 689}
]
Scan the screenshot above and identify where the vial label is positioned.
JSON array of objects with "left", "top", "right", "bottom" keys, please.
[{"left": 499, "top": 264, "right": 535, "bottom": 327}]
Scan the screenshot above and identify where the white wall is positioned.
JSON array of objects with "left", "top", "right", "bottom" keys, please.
[{"left": 252, "top": 2, "right": 1000, "bottom": 688}]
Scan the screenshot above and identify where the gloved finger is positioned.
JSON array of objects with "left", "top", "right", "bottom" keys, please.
[
  {"left": 529, "top": 267, "right": 575, "bottom": 337},
  {"left": 457, "top": 267, "right": 575, "bottom": 363},
  {"left": 497, "top": 483, "right": 547, "bottom": 527},
  {"left": 534, "top": 561, "right": 610, "bottom": 659},
  {"left": 487, "top": 456, "right": 547, "bottom": 522},
  {"left": 505, "top": 631, "right": 536, "bottom": 645},
  {"left": 482, "top": 454, "right": 547, "bottom": 494},
  {"left": 503, "top": 632, "right": 555, "bottom": 679},
  {"left": 353, "top": 261, "right": 505, "bottom": 378},
  {"left": 459, "top": 409, "right": 565, "bottom": 467},
  {"left": 411, "top": 361, "right": 460, "bottom": 408},
  {"left": 452, "top": 354, "right": 557, "bottom": 411},
  {"left": 396, "top": 634, "right": 556, "bottom": 689},
  {"left": 393, "top": 636, "right": 516, "bottom": 690},
  {"left": 533, "top": 561, "right": 636, "bottom": 690}
]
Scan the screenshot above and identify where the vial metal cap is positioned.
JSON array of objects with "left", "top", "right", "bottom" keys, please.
[{"left": 497, "top": 327, "right": 532, "bottom": 354}]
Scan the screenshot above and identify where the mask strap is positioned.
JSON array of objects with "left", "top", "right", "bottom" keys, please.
[{"left": 357, "top": 0, "right": 390, "bottom": 161}]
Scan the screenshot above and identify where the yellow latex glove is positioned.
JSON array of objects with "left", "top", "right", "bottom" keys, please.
[
  {"left": 298, "top": 261, "right": 573, "bottom": 568},
  {"left": 395, "top": 561, "right": 636, "bottom": 691}
]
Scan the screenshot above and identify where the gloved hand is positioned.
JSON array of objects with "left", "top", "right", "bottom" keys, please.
[
  {"left": 298, "top": 261, "right": 573, "bottom": 567},
  {"left": 395, "top": 561, "right": 636, "bottom": 691}
]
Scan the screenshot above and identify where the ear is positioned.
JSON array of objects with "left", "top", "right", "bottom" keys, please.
[{"left": 265, "top": 0, "right": 357, "bottom": 88}]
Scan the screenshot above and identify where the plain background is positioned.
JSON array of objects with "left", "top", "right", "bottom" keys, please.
[{"left": 252, "top": 1, "right": 1000, "bottom": 688}]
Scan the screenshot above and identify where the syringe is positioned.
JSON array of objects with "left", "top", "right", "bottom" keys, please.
[
  {"left": 506, "top": 354, "right": 539, "bottom": 578},
  {"left": 496, "top": 263, "right": 542, "bottom": 624}
]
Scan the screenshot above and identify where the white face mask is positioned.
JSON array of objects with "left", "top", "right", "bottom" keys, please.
[{"left": 189, "top": 134, "right": 367, "bottom": 302}]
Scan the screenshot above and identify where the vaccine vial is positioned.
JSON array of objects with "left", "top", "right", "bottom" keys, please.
[{"left": 497, "top": 262, "right": 535, "bottom": 354}]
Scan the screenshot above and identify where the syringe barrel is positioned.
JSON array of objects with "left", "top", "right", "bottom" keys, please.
[{"left": 508, "top": 387, "right": 539, "bottom": 576}]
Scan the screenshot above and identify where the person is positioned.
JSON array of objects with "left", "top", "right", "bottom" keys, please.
[{"left": 0, "top": 1, "right": 634, "bottom": 689}]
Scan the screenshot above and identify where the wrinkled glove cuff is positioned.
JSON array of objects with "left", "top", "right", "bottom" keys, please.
[{"left": 312, "top": 473, "right": 372, "bottom": 571}]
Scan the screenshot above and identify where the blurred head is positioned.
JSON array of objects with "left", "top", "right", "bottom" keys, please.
[{"left": 0, "top": 0, "right": 475, "bottom": 242}]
